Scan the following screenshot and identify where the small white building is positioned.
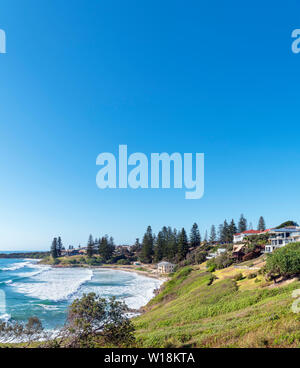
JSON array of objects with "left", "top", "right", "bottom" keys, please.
[
  {"left": 157, "top": 261, "right": 176, "bottom": 274},
  {"left": 206, "top": 248, "right": 227, "bottom": 260}
]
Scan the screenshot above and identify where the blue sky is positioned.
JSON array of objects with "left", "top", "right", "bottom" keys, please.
[{"left": 1, "top": 1, "right": 300, "bottom": 250}]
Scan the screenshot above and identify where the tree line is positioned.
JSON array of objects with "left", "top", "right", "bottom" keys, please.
[
  {"left": 50, "top": 214, "right": 266, "bottom": 264},
  {"left": 51, "top": 234, "right": 116, "bottom": 262},
  {"left": 135, "top": 215, "right": 266, "bottom": 264}
]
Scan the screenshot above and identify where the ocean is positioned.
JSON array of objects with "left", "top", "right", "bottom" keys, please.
[{"left": 0, "top": 258, "right": 162, "bottom": 331}]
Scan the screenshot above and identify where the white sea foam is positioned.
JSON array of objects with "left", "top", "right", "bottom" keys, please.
[
  {"left": 17, "top": 265, "right": 50, "bottom": 279},
  {"left": 12, "top": 268, "right": 93, "bottom": 302},
  {"left": 79, "top": 269, "right": 163, "bottom": 310},
  {"left": 0, "top": 313, "right": 11, "bottom": 322},
  {"left": 37, "top": 304, "right": 60, "bottom": 311},
  {"left": 0, "top": 261, "right": 33, "bottom": 271}
]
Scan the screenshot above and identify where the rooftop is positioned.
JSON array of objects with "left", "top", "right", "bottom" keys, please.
[{"left": 234, "top": 229, "right": 271, "bottom": 236}]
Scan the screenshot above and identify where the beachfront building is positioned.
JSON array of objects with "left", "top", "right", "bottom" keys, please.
[
  {"left": 233, "top": 229, "right": 270, "bottom": 243},
  {"left": 157, "top": 261, "right": 175, "bottom": 274},
  {"left": 265, "top": 227, "right": 300, "bottom": 253}
]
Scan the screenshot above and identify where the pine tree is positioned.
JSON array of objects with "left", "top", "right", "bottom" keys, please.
[
  {"left": 140, "top": 226, "right": 154, "bottom": 264},
  {"left": 154, "top": 231, "right": 164, "bottom": 262},
  {"left": 209, "top": 225, "right": 217, "bottom": 243},
  {"left": 204, "top": 230, "right": 208, "bottom": 242},
  {"left": 135, "top": 238, "right": 141, "bottom": 249},
  {"left": 228, "top": 219, "right": 237, "bottom": 243},
  {"left": 166, "top": 228, "right": 178, "bottom": 261},
  {"left": 132, "top": 238, "right": 141, "bottom": 253},
  {"left": 99, "top": 235, "right": 114, "bottom": 261},
  {"left": 57, "top": 236, "right": 63, "bottom": 257},
  {"left": 238, "top": 214, "right": 247, "bottom": 233},
  {"left": 258, "top": 216, "right": 266, "bottom": 231},
  {"left": 177, "top": 228, "right": 189, "bottom": 261},
  {"left": 87, "top": 234, "right": 94, "bottom": 258},
  {"left": 218, "top": 224, "right": 224, "bottom": 242},
  {"left": 162, "top": 226, "right": 172, "bottom": 260},
  {"left": 222, "top": 220, "right": 229, "bottom": 243},
  {"left": 190, "top": 223, "right": 201, "bottom": 248},
  {"left": 51, "top": 238, "right": 58, "bottom": 259}
]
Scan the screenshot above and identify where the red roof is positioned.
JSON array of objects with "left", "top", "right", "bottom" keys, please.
[{"left": 234, "top": 229, "right": 271, "bottom": 236}]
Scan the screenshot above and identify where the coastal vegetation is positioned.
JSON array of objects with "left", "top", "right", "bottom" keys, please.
[
  {"left": 3, "top": 238, "right": 300, "bottom": 348},
  {"left": 266, "top": 242, "right": 300, "bottom": 280},
  {"left": 0, "top": 293, "right": 135, "bottom": 348},
  {"left": 134, "top": 260, "right": 300, "bottom": 348},
  {"left": 46, "top": 214, "right": 266, "bottom": 267},
  {"left": 4, "top": 215, "right": 300, "bottom": 348}
]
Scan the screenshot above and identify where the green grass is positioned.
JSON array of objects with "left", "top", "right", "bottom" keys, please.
[{"left": 134, "top": 266, "right": 300, "bottom": 347}]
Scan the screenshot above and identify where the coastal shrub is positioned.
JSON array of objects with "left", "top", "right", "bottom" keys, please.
[
  {"left": 86, "top": 257, "right": 101, "bottom": 266},
  {"left": 195, "top": 250, "right": 208, "bottom": 265},
  {"left": 0, "top": 317, "right": 45, "bottom": 346},
  {"left": 207, "top": 274, "right": 217, "bottom": 286},
  {"left": 50, "top": 293, "right": 135, "bottom": 348},
  {"left": 266, "top": 242, "right": 300, "bottom": 278},
  {"left": 117, "top": 259, "right": 131, "bottom": 265},
  {"left": 207, "top": 253, "right": 233, "bottom": 271},
  {"left": 182, "top": 248, "right": 208, "bottom": 266},
  {"left": 207, "top": 263, "right": 217, "bottom": 272},
  {"left": 234, "top": 273, "right": 244, "bottom": 281}
]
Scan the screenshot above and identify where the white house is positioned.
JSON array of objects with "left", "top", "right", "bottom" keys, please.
[
  {"left": 233, "top": 229, "right": 270, "bottom": 243},
  {"left": 265, "top": 227, "right": 300, "bottom": 253},
  {"left": 157, "top": 262, "right": 176, "bottom": 274},
  {"left": 206, "top": 248, "right": 227, "bottom": 260}
]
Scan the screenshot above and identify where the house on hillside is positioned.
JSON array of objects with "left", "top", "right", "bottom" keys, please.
[
  {"left": 157, "top": 261, "right": 176, "bottom": 274},
  {"left": 233, "top": 229, "right": 271, "bottom": 243},
  {"left": 206, "top": 248, "right": 226, "bottom": 260},
  {"left": 232, "top": 243, "right": 245, "bottom": 261},
  {"left": 61, "top": 248, "right": 79, "bottom": 257},
  {"left": 265, "top": 227, "right": 300, "bottom": 253}
]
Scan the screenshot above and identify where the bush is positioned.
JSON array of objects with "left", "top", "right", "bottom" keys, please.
[
  {"left": 247, "top": 273, "right": 257, "bottom": 279},
  {"left": 234, "top": 273, "right": 244, "bottom": 281},
  {"left": 207, "top": 264, "right": 217, "bottom": 272},
  {"left": 266, "top": 242, "right": 300, "bottom": 278},
  {"left": 86, "top": 257, "right": 101, "bottom": 266},
  {"left": 195, "top": 250, "right": 207, "bottom": 265},
  {"left": 207, "top": 253, "right": 233, "bottom": 270},
  {"left": 117, "top": 259, "right": 131, "bottom": 265},
  {"left": 50, "top": 293, "right": 135, "bottom": 348},
  {"left": 207, "top": 274, "right": 217, "bottom": 286}
]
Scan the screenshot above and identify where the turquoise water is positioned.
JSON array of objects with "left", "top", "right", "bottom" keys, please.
[{"left": 0, "top": 258, "right": 162, "bottom": 331}]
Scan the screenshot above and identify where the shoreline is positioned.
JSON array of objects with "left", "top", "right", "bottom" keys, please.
[
  {"left": 1, "top": 258, "right": 167, "bottom": 321},
  {"left": 97, "top": 265, "right": 168, "bottom": 281},
  {"left": 45, "top": 262, "right": 168, "bottom": 281}
]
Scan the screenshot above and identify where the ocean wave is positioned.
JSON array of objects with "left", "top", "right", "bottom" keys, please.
[
  {"left": 0, "top": 313, "right": 11, "bottom": 322},
  {"left": 79, "top": 269, "right": 163, "bottom": 310},
  {"left": 12, "top": 268, "right": 93, "bottom": 302},
  {"left": 0, "top": 261, "right": 34, "bottom": 272},
  {"left": 37, "top": 304, "right": 60, "bottom": 311}
]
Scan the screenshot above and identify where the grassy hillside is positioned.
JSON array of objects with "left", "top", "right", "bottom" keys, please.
[{"left": 134, "top": 259, "right": 300, "bottom": 348}]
